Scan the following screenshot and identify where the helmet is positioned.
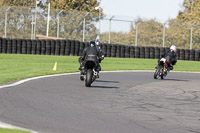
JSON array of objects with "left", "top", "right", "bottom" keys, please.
[
  {"left": 89, "top": 41, "right": 96, "bottom": 47},
  {"left": 170, "top": 45, "right": 176, "bottom": 52}
]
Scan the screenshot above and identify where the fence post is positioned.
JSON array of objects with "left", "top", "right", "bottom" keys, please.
[
  {"left": 190, "top": 22, "right": 195, "bottom": 50},
  {"left": 4, "top": 7, "right": 11, "bottom": 38},
  {"left": 57, "top": 10, "right": 63, "bottom": 39},
  {"left": 82, "top": 13, "right": 89, "bottom": 42},
  {"left": 135, "top": 22, "right": 139, "bottom": 47},
  {"left": 108, "top": 16, "right": 114, "bottom": 44}
]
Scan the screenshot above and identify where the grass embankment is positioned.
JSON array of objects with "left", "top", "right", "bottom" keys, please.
[
  {"left": 0, "top": 128, "right": 31, "bottom": 133},
  {"left": 0, "top": 54, "right": 200, "bottom": 85}
]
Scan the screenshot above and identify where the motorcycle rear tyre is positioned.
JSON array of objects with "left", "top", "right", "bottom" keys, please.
[{"left": 85, "top": 69, "right": 93, "bottom": 87}]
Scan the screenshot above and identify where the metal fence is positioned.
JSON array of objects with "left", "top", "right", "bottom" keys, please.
[{"left": 0, "top": 6, "right": 200, "bottom": 49}]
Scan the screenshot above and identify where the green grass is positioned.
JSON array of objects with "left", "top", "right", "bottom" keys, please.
[
  {"left": 0, "top": 128, "right": 31, "bottom": 133},
  {"left": 0, "top": 54, "right": 199, "bottom": 85}
]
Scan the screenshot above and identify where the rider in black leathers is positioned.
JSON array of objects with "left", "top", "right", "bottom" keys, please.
[
  {"left": 161, "top": 45, "right": 177, "bottom": 70},
  {"left": 79, "top": 41, "right": 104, "bottom": 79}
]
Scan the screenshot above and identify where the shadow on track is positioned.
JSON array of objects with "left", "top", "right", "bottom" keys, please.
[
  {"left": 162, "top": 79, "right": 189, "bottom": 82},
  {"left": 95, "top": 80, "right": 119, "bottom": 83},
  {"left": 92, "top": 85, "right": 119, "bottom": 89}
]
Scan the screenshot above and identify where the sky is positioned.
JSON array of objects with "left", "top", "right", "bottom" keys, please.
[
  {"left": 99, "top": 0, "right": 185, "bottom": 33},
  {"left": 100, "top": 0, "right": 184, "bottom": 22}
]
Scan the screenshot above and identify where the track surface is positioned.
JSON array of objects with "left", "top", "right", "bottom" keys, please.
[{"left": 0, "top": 71, "right": 200, "bottom": 133}]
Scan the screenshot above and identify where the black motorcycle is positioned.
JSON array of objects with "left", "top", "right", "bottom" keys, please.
[
  {"left": 80, "top": 55, "right": 99, "bottom": 87},
  {"left": 154, "top": 58, "right": 169, "bottom": 79}
]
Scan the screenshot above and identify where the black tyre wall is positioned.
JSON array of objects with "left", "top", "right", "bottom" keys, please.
[
  {"left": 180, "top": 49, "right": 185, "bottom": 60},
  {"left": 185, "top": 49, "right": 190, "bottom": 60},
  {"left": 12, "top": 39, "right": 17, "bottom": 54},
  {"left": 0, "top": 37, "right": 2, "bottom": 53},
  {"left": 31, "top": 40, "right": 37, "bottom": 55},
  {"left": 130, "top": 46, "right": 134, "bottom": 58},
  {"left": 21, "top": 39, "right": 27, "bottom": 54},
  {"left": 26, "top": 39, "right": 32, "bottom": 54},
  {"left": 189, "top": 49, "right": 195, "bottom": 61},
  {"left": 150, "top": 47, "right": 155, "bottom": 59},
  {"left": 17, "top": 39, "right": 22, "bottom": 54},
  {"left": 145, "top": 47, "right": 150, "bottom": 59},
  {"left": 2, "top": 38, "right": 7, "bottom": 53},
  {"left": 106, "top": 44, "right": 111, "bottom": 57},
  {"left": 65, "top": 40, "right": 71, "bottom": 55},
  {"left": 36, "top": 40, "right": 41, "bottom": 55},
  {"left": 51, "top": 40, "right": 56, "bottom": 55},
  {"left": 195, "top": 49, "right": 200, "bottom": 61},
  {"left": 7, "top": 39, "right": 12, "bottom": 54},
  {"left": 75, "top": 41, "right": 80, "bottom": 56},
  {"left": 155, "top": 47, "right": 160, "bottom": 59},
  {"left": 55, "top": 40, "right": 60, "bottom": 56},
  {"left": 139, "top": 47, "right": 145, "bottom": 58},
  {"left": 135, "top": 46, "right": 140, "bottom": 58},
  {"left": 60, "top": 40, "right": 66, "bottom": 56},
  {"left": 70, "top": 40, "right": 75, "bottom": 56},
  {"left": 120, "top": 45, "right": 125, "bottom": 58},
  {"left": 46, "top": 40, "right": 51, "bottom": 55},
  {"left": 111, "top": 45, "right": 117, "bottom": 57},
  {"left": 102, "top": 43, "right": 107, "bottom": 57}
]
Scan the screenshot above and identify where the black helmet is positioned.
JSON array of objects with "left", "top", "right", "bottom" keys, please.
[{"left": 89, "top": 41, "right": 96, "bottom": 47}]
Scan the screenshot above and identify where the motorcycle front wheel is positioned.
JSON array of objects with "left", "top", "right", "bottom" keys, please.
[
  {"left": 85, "top": 69, "right": 93, "bottom": 87},
  {"left": 154, "top": 68, "right": 159, "bottom": 79}
]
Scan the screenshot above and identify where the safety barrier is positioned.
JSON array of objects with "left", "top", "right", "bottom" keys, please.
[{"left": 0, "top": 37, "right": 199, "bottom": 61}]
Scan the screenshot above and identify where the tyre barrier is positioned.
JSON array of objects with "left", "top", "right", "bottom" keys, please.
[
  {"left": 139, "top": 47, "right": 145, "bottom": 58},
  {"left": 46, "top": 40, "right": 51, "bottom": 55},
  {"left": 111, "top": 45, "right": 117, "bottom": 57},
  {"left": 121, "top": 45, "right": 125, "bottom": 58},
  {"left": 185, "top": 49, "right": 190, "bottom": 61},
  {"left": 195, "top": 49, "right": 200, "bottom": 61},
  {"left": 125, "top": 46, "right": 130, "bottom": 58},
  {"left": 135, "top": 46, "right": 140, "bottom": 58},
  {"left": 0, "top": 38, "right": 199, "bottom": 61},
  {"left": 130, "top": 46, "right": 134, "bottom": 58},
  {"left": 155, "top": 47, "right": 160, "bottom": 59},
  {"left": 145, "top": 47, "right": 150, "bottom": 59}
]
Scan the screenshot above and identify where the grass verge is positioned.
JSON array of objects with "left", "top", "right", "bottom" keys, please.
[
  {"left": 0, "top": 54, "right": 199, "bottom": 85},
  {"left": 0, "top": 128, "right": 31, "bottom": 133}
]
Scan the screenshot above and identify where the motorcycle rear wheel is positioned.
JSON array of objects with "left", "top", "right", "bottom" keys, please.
[
  {"left": 154, "top": 68, "right": 159, "bottom": 79},
  {"left": 85, "top": 69, "right": 93, "bottom": 87}
]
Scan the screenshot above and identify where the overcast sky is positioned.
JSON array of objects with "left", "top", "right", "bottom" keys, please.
[
  {"left": 98, "top": 0, "right": 184, "bottom": 33},
  {"left": 100, "top": 0, "right": 184, "bottom": 22}
]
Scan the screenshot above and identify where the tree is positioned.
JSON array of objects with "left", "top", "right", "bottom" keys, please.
[{"left": 177, "top": 0, "right": 200, "bottom": 22}]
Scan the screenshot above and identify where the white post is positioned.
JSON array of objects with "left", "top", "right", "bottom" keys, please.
[
  {"left": 135, "top": 23, "right": 139, "bottom": 46},
  {"left": 57, "top": 10, "right": 63, "bottom": 39},
  {"left": 190, "top": 22, "right": 195, "bottom": 50},
  {"left": 162, "top": 20, "right": 169, "bottom": 48},
  {"left": 82, "top": 13, "right": 89, "bottom": 42},
  {"left": 4, "top": 7, "right": 10, "bottom": 38},
  {"left": 108, "top": 16, "right": 114, "bottom": 44},
  {"left": 46, "top": 2, "right": 51, "bottom": 36}
]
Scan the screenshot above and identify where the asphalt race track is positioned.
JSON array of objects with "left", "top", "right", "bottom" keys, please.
[{"left": 0, "top": 71, "right": 200, "bottom": 133}]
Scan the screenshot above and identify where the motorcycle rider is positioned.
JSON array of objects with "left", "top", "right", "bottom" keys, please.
[
  {"left": 161, "top": 45, "right": 177, "bottom": 70},
  {"left": 79, "top": 40, "right": 104, "bottom": 80}
]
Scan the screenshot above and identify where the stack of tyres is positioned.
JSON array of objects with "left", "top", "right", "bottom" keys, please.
[
  {"left": 180, "top": 49, "right": 185, "bottom": 60},
  {"left": 65, "top": 40, "right": 71, "bottom": 55},
  {"left": 41, "top": 40, "right": 46, "bottom": 55},
  {"left": 17, "top": 39, "right": 22, "bottom": 54},
  {"left": 135, "top": 46, "right": 140, "bottom": 58},
  {"left": 125, "top": 46, "right": 130, "bottom": 58},
  {"left": 2, "top": 38, "right": 7, "bottom": 53},
  {"left": 36, "top": 40, "right": 41, "bottom": 55},
  {"left": 55, "top": 40, "right": 60, "bottom": 56},
  {"left": 74, "top": 41, "right": 80, "bottom": 56},
  {"left": 46, "top": 40, "right": 51, "bottom": 55},
  {"left": 120, "top": 45, "right": 125, "bottom": 58},
  {"left": 130, "top": 46, "right": 134, "bottom": 58},
  {"left": 150, "top": 47, "right": 155, "bottom": 59},
  {"left": 154, "top": 47, "right": 160, "bottom": 59},
  {"left": 189, "top": 49, "right": 195, "bottom": 61},
  {"left": 145, "top": 47, "right": 150, "bottom": 59},
  {"left": 139, "top": 47, "right": 145, "bottom": 58},
  {"left": 111, "top": 45, "right": 117, "bottom": 57},
  {"left": 0, "top": 37, "right": 2, "bottom": 53},
  {"left": 22, "top": 39, "right": 27, "bottom": 54},
  {"left": 106, "top": 44, "right": 111, "bottom": 57},
  {"left": 60, "top": 40, "right": 66, "bottom": 56},
  {"left": 116, "top": 45, "right": 121, "bottom": 58},
  {"left": 185, "top": 49, "right": 190, "bottom": 60},
  {"left": 51, "top": 40, "right": 56, "bottom": 55},
  {"left": 70, "top": 40, "right": 75, "bottom": 56},
  {"left": 31, "top": 40, "right": 37, "bottom": 55},
  {"left": 79, "top": 42, "right": 85, "bottom": 56},
  {"left": 102, "top": 43, "right": 107, "bottom": 57},
  {"left": 7, "top": 39, "right": 12, "bottom": 54},
  {"left": 12, "top": 39, "right": 17, "bottom": 54},
  {"left": 159, "top": 47, "right": 165, "bottom": 58},
  {"left": 26, "top": 39, "right": 32, "bottom": 54},
  {"left": 195, "top": 49, "right": 200, "bottom": 61},
  {"left": 176, "top": 49, "right": 180, "bottom": 60}
]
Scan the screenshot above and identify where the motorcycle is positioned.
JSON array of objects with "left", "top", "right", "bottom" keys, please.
[
  {"left": 154, "top": 58, "right": 169, "bottom": 79},
  {"left": 80, "top": 55, "right": 99, "bottom": 87}
]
